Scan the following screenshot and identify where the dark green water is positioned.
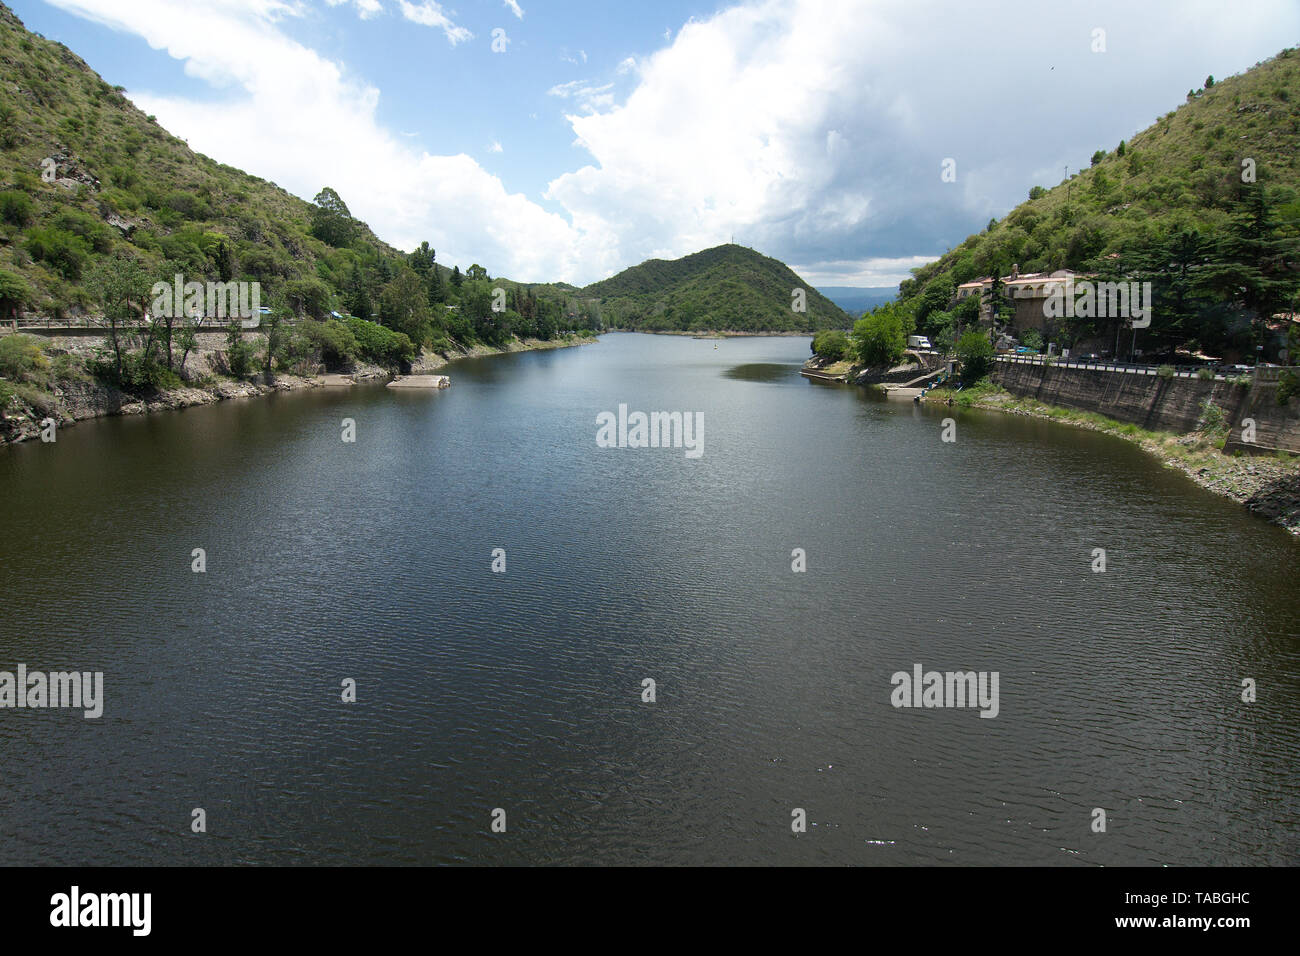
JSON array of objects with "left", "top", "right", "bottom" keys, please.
[{"left": 0, "top": 332, "right": 1296, "bottom": 865}]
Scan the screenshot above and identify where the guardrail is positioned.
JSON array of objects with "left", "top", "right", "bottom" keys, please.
[
  {"left": 3, "top": 316, "right": 266, "bottom": 334},
  {"left": 992, "top": 353, "right": 1250, "bottom": 380}
]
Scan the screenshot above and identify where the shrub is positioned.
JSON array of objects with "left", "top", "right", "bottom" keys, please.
[
  {"left": 811, "top": 329, "right": 851, "bottom": 362},
  {"left": 852, "top": 302, "right": 911, "bottom": 367},
  {"left": 957, "top": 330, "right": 994, "bottom": 381},
  {"left": 25, "top": 227, "right": 92, "bottom": 280},
  {"left": 12, "top": 382, "right": 59, "bottom": 418},
  {"left": 0, "top": 334, "right": 49, "bottom": 382},
  {"left": 346, "top": 316, "right": 415, "bottom": 368},
  {"left": 295, "top": 319, "right": 358, "bottom": 371},
  {"left": 0, "top": 190, "right": 34, "bottom": 226},
  {"left": 1157, "top": 364, "right": 1176, "bottom": 378}
]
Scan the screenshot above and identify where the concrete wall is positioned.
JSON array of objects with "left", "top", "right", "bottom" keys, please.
[
  {"left": 1223, "top": 368, "right": 1300, "bottom": 455},
  {"left": 993, "top": 361, "right": 1255, "bottom": 438}
]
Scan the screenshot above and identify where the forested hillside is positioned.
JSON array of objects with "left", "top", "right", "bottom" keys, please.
[
  {"left": 894, "top": 47, "right": 1300, "bottom": 361},
  {"left": 0, "top": 1, "right": 597, "bottom": 401},
  {"left": 582, "top": 244, "right": 849, "bottom": 333}
]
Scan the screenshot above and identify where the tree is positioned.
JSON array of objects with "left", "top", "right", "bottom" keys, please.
[
  {"left": 957, "top": 329, "right": 994, "bottom": 380},
  {"left": 982, "top": 270, "right": 1015, "bottom": 336},
  {"left": 225, "top": 318, "right": 252, "bottom": 378},
  {"left": 379, "top": 268, "right": 432, "bottom": 350},
  {"left": 284, "top": 277, "right": 330, "bottom": 319},
  {"left": 261, "top": 307, "right": 291, "bottom": 382},
  {"left": 87, "top": 255, "right": 150, "bottom": 382},
  {"left": 407, "top": 241, "right": 435, "bottom": 277},
  {"left": 450, "top": 265, "right": 463, "bottom": 289},
  {"left": 0, "top": 270, "right": 30, "bottom": 325},
  {"left": 344, "top": 261, "right": 372, "bottom": 320},
  {"left": 153, "top": 258, "right": 186, "bottom": 371},
  {"left": 466, "top": 264, "right": 488, "bottom": 282},
  {"left": 310, "top": 187, "right": 358, "bottom": 248},
  {"left": 1198, "top": 184, "right": 1300, "bottom": 330},
  {"left": 852, "top": 301, "right": 910, "bottom": 367},
  {"left": 811, "top": 329, "right": 850, "bottom": 362}
]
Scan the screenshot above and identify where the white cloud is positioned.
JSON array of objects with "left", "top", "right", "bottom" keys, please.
[
  {"left": 489, "top": 141, "right": 503, "bottom": 153},
  {"left": 503, "top": 0, "right": 523, "bottom": 19},
  {"left": 325, "top": 0, "right": 383, "bottom": 19},
  {"left": 44, "top": 0, "right": 601, "bottom": 281},
  {"left": 397, "top": 0, "right": 472, "bottom": 45},
  {"left": 559, "top": 48, "right": 587, "bottom": 65},
  {"left": 794, "top": 256, "right": 940, "bottom": 287},
  {"left": 41, "top": 0, "right": 1300, "bottom": 288},
  {"left": 547, "top": 79, "right": 615, "bottom": 114},
  {"left": 547, "top": 0, "right": 1300, "bottom": 282}
]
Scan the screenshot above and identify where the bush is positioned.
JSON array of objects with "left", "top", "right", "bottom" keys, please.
[
  {"left": 811, "top": 329, "right": 850, "bottom": 362},
  {"left": 1157, "top": 364, "right": 1176, "bottom": 378},
  {"left": 295, "top": 319, "right": 358, "bottom": 371},
  {"left": 0, "top": 190, "right": 34, "bottom": 226},
  {"left": 957, "top": 330, "right": 994, "bottom": 381},
  {"left": 25, "top": 227, "right": 92, "bottom": 280},
  {"left": 1196, "top": 366, "right": 1215, "bottom": 380},
  {"left": 346, "top": 316, "right": 415, "bottom": 368},
  {"left": 852, "top": 302, "right": 911, "bottom": 367},
  {"left": 0, "top": 334, "right": 49, "bottom": 382},
  {"left": 12, "top": 382, "right": 58, "bottom": 418},
  {"left": 92, "top": 352, "right": 181, "bottom": 394}
]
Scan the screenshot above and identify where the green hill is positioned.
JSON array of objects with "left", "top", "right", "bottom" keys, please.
[
  {"left": 0, "top": 3, "right": 414, "bottom": 320},
  {"left": 0, "top": 0, "right": 595, "bottom": 383},
  {"left": 581, "top": 244, "right": 849, "bottom": 333},
  {"left": 899, "top": 47, "right": 1300, "bottom": 360}
]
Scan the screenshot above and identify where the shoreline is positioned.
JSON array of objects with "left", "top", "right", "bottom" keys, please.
[
  {"left": 605, "top": 328, "right": 813, "bottom": 338},
  {"left": 922, "top": 383, "right": 1300, "bottom": 538},
  {"left": 0, "top": 334, "right": 597, "bottom": 446}
]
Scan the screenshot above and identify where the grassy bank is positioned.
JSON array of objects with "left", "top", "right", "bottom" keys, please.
[{"left": 923, "top": 381, "right": 1300, "bottom": 535}]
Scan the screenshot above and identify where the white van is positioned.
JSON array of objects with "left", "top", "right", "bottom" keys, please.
[{"left": 908, "top": 335, "right": 932, "bottom": 350}]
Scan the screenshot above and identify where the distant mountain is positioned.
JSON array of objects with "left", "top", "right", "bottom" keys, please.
[
  {"left": 818, "top": 286, "right": 897, "bottom": 316},
  {"left": 581, "top": 244, "right": 850, "bottom": 333}
]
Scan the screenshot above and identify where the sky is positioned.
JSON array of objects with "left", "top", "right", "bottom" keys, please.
[{"left": 9, "top": 0, "right": 1300, "bottom": 288}]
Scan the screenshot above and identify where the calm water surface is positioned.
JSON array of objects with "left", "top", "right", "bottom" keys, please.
[{"left": 1, "top": 332, "right": 1297, "bottom": 865}]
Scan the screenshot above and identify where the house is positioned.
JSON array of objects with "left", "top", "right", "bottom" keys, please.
[{"left": 956, "top": 266, "right": 1090, "bottom": 334}]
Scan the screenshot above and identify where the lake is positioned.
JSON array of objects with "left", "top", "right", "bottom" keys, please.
[{"left": 1, "top": 332, "right": 1296, "bottom": 865}]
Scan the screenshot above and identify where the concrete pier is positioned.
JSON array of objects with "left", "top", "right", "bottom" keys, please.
[{"left": 386, "top": 375, "right": 450, "bottom": 389}]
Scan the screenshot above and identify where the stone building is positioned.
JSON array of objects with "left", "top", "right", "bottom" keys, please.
[{"left": 956, "top": 266, "right": 1089, "bottom": 335}]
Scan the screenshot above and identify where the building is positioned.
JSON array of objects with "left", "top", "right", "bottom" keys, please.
[{"left": 956, "top": 266, "right": 1090, "bottom": 335}]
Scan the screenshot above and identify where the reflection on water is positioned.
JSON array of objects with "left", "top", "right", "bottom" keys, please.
[
  {"left": 723, "top": 362, "right": 803, "bottom": 384},
  {"left": 0, "top": 332, "right": 1296, "bottom": 866}
]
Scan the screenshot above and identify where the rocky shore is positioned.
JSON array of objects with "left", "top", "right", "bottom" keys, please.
[{"left": 0, "top": 332, "right": 596, "bottom": 446}]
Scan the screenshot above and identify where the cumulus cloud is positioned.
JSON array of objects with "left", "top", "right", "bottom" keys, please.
[
  {"left": 546, "top": 0, "right": 1300, "bottom": 284},
  {"left": 44, "top": 0, "right": 599, "bottom": 280},
  {"left": 41, "top": 0, "right": 1300, "bottom": 287}
]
